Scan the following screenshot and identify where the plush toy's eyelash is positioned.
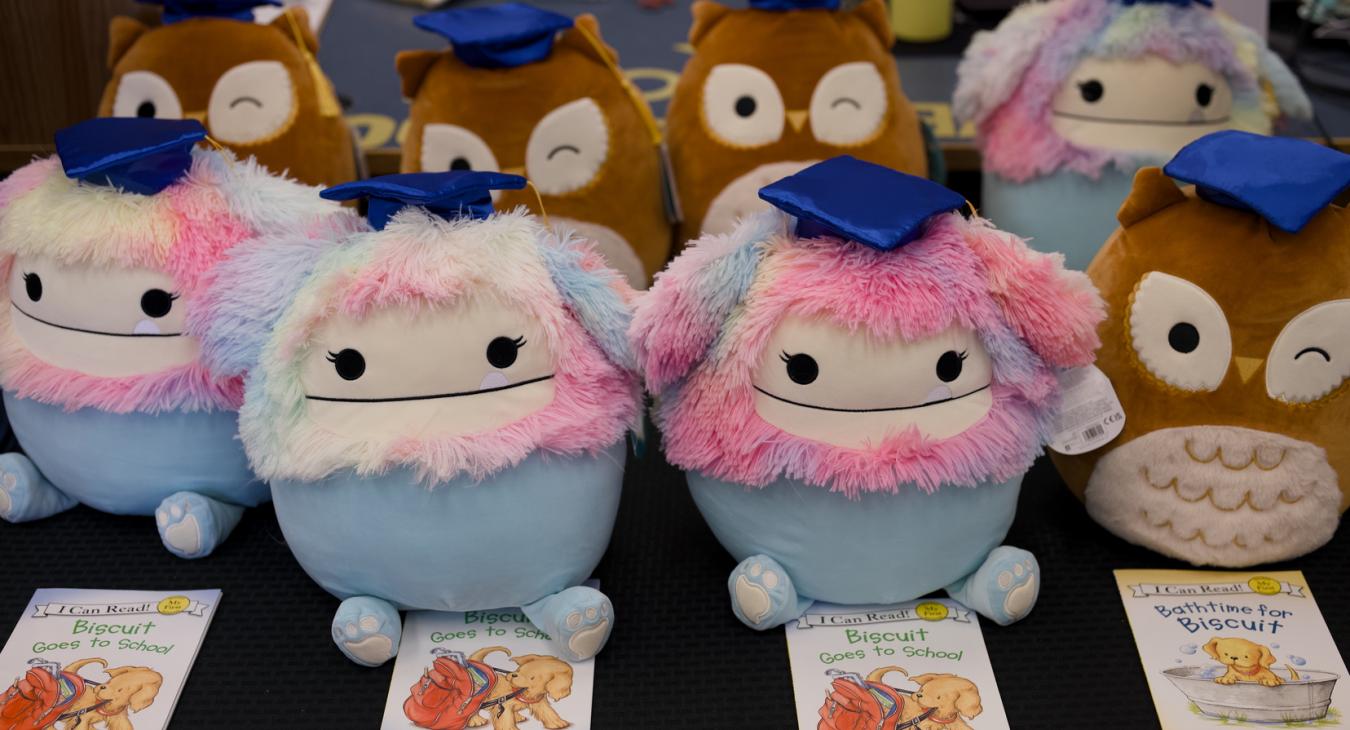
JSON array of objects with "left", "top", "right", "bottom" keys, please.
[
  {"left": 779, "top": 350, "right": 792, "bottom": 363},
  {"left": 958, "top": 350, "right": 969, "bottom": 361},
  {"left": 513, "top": 336, "right": 527, "bottom": 347},
  {"left": 325, "top": 351, "right": 340, "bottom": 363}
]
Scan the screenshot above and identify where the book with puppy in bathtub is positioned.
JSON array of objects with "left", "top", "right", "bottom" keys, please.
[
  {"left": 786, "top": 598, "right": 1011, "bottom": 730},
  {"left": 1115, "top": 569, "right": 1348, "bottom": 728}
]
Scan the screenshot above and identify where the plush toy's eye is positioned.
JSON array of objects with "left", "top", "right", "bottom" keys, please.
[
  {"left": 1195, "top": 83, "right": 1214, "bottom": 107},
  {"left": 525, "top": 98, "right": 609, "bottom": 196},
  {"left": 702, "top": 63, "right": 786, "bottom": 148},
  {"left": 419, "top": 124, "right": 501, "bottom": 197},
  {"left": 1266, "top": 300, "right": 1350, "bottom": 404},
  {"left": 326, "top": 349, "right": 366, "bottom": 381},
  {"left": 808, "top": 62, "right": 888, "bottom": 147},
  {"left": 22, "top": 273, "right": 41, "bottom": 302},
  {"left": 139, "top": 289, "right": 177, "bottom": 318},
  {"left": 206, "top": 61, "right": 296, "bottom": 145},
  {"left": 780, "top": 351, "right": 819, "bottom": 385},
  {"left": 1078, "top": 79, "right": 1104, "bottom": 103},
  {"left": 936, "top": 350, "right": 967, "bottom": 383},
  {"left": 1129, "top": 272, "right": 1232, "bottom": 392},
  {"left": 486, "top": 336, "right": 526, "bottom": 369},
  {"left": 111, "top": 71, "right": 184, "bottom": 121}
]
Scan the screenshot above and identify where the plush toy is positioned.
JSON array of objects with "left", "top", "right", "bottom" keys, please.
[
  {"left": 198, "top": 170, "right": 639, "bottom": 665},
  {"left": 100, "top": 0, "right": 358, "bottom": 188},
  {"left": 1052, "top": 131, "right": 1350, "bottom": 567},
  {"left": 954, "top": 0, "right": 1312, "bottom": 271},
  {"left": 0, "top": 117, "right": 342, "bottom": 558},
  {"left": 666, "top": 0, "right": 931, "bottom": 244},
  {"left": 396, "top": 3, "right": 668, "bottom": 289},
  {"left": 633, "top": 156, "right": 1104, "bottom": 628}
]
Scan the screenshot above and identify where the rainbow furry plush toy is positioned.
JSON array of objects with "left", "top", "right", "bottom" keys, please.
[
  {"left": 198, "top": 170, "right": 638, "bottom": 665},
  {"left": 632, "top": 156, "right": 1104, "bottom": 628},
  {"left": 0, "top": 117, "right": 342, "bottom": 558},
  {"left": 954, "top": 0, "right": 1311, "bottom": 271}
]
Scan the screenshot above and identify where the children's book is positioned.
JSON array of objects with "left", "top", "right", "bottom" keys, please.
[
  {"left": 381, "top": 609, "right": 596, "bottom": 730},
  {"left": 1115, "top": 569, "right": 1348, "bottom": 728},
  {"left": 0, "top": 588, "right": 220, "bottom": 730},
  {"left": 786, "top": 598, "right": 1010, "bottom": 730}
]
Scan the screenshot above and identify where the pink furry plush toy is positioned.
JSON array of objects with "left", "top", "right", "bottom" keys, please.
[
  {"left": 953, "top": 0, "right": 1311, "bottom": 271},
  {"left": 633, "top": 156, "right": 1104, "bottom": 628},
  {"left": 0, "top": 117, "right": 347, "bottom": 558}
]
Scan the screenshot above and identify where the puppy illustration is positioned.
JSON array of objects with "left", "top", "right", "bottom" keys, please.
[
  {"left": 1204, "top": 637, "right": 1283, "bottom": 687},
  {"left": 467, "top": 647, "right": 573, "bottom": 730},
  {"left": 906, "top": 671, "right": 982, "bottom": 730}
]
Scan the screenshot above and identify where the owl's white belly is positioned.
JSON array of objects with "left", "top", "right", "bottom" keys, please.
[
  {"left": 702, "top": 160, "right": 818, "bottom": 237},
  {"left": 1084, "top": 425, "right": 1342, "bottom": 566}
]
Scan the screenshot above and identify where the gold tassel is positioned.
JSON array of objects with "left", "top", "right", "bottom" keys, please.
[{"left": 285, "top": 9, "right": 342, "bottom": 119}]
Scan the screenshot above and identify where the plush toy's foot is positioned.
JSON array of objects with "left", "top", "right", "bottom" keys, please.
[
  {"left": 523, "top": 586, "right": 613, "bottom": 662},
  {"left": 946, "top": 545, "right": 1040, "bottom": 626},
  {"left": 728, "top": 555, "right": 813, "bottom": 631},
  {"left": 0, "top": 452, "right": 76, "bottom": 523},
  {"left": 154, "top": 491, "right": 244, "bottom": 559},
  {"left": 332, "top": 596, "right": 401, "bottom": 667}
]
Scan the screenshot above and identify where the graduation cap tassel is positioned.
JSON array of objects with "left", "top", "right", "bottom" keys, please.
[
  {"left": 525, "top": 180, "right": 551, "bottom": 228},
  {"left": 572, "top": 23, "right": 662, "bottom": 147},
  {"left": 283, "top": 8, "right": 341, "bottom": 119}
]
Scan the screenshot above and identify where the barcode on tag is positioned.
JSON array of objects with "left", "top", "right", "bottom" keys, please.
[
  {"left": 1083, "top": 425, "right": 1105, "bottom": 440},
  {"left": 1048, "top": 365, "right": 1126, "bottom": 455}
]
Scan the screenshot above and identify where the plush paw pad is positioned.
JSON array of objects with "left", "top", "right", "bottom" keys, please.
[
  {"left": 973, "top": 547, "right": 1038, "bottom": 625},
  {"left": 998, "top": 556, "right": 1039, "bottom": 620},
  {"left": 332, "top": 597, "right": 400, "bottom": 667},
  {"left": 729, "top": 555, "right": 800, "bottom": 630},
  {"left": 0, "top": 452, "right": 73, "bottom": 523},
  {"left": 559, "top": 601, "right": 612, "bottom": 661},
  {"left": 156, "top": 495, "right": 210, "bottom": 558}
]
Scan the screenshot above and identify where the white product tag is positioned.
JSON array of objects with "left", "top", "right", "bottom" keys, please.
[{"left": 1048, "top": 364, "right": 1125, "bottom": 455}]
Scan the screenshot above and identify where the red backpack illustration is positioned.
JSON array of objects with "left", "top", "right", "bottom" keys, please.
[
  {"left": 404, "top": 650, "right": 521, "bottom": 730},
  {"left": 818, "top": 670, "right": 933, "bottom": 730},
  {"left": 0, "top": 660, "right": 86, "bottom": 730}
]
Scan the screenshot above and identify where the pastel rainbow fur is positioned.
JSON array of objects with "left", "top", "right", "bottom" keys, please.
[
  {"left": 0, "top": 150, "right": 341, "bottom": 414},
  {"left": 632, "top": 210, "right": 1104, "bottom": 497},
  {"left": 953, "top": 0, "right": 1312, "bottom": 182},
  {"left": 198, "top": 207, "right": 640, "bottom": 484}
]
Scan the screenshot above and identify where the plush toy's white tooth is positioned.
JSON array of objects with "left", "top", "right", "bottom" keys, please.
[
  {"left": 133, "top": 319, "right": 162, "bottom": 335},
  {"left": 478, "top": 371, "right": 509, "bottom": 390}
]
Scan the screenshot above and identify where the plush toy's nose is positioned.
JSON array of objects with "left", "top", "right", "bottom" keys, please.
[
  {"left": 502, "top": 165, "right": 526, "bottom": 177},
  {"left": 787, "top": 110, "right": 809, "bottom": 132},
  {"left": 1234, "top": 356, "right": 1264, "bottom": 384}
]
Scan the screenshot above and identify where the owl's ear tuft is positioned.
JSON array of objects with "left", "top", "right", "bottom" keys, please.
[
  {"left": 396, "top": 50, "right": 442, "bottom": 101},
  {"left": 269, "top": 7, "right": 319, "bottom": 53},
  {"left": 108, "top": 16, "right": 150, "bottom": 69},
  {"left": 558, "top": 14, "right": 619, "bottom": 65},
  {"left": 849, "top": 0, "right": 894, "bottom": 48},
  {"left": 689, "top": 1, "right": 734, "bottom": 47},
  {"left": 1117, "top": 167, "right": 1187, "bottom": 228}
]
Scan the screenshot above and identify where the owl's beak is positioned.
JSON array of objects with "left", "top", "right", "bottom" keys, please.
[
  {"left": 184, "top": 111, "right": 207, "bottom": 123},
  {"left": 1234, "top": 356, "right": 1265, "bottom": 384},
  {"left": 787, "top": 110, "right": 809, "bottom": 132},
  {"left": 502, "top": 166, "right": 526, "bottom": 177}
]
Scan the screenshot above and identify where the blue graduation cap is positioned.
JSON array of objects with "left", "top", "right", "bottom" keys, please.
[
  {"left": 321, "top": 171, "right": 527, "bottom": 230},
  {"left": 55, "top": 117, "right": 206, "bottom": 196},
  {"left": 758, "top": 156, "right": 966, "bottom": 251},
  {"left": 413, "top": 3, "right": 573, "bottom": 69},
  {"left": 135, "top": 0, "right": 281, "bottom": 24},
  {"left": 748, "top": 0, "right": 841, "bottom": 10},
  {"left": 1163, "top": 131, "right": 1350, "bottom": 234}
]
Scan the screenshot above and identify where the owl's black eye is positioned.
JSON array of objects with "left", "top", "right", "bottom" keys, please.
[
  {"left": 449, "top": 157, "right": 472, "bottom": 171},
  {"left": 734, "top": 95, "right": 757, "bottom": 118},
  {"left": 486, "top": 336, "right": 525, "bottom": 369},
  {"left": 22, "top": 273, "right": 41, "bottom": 302},
  {"left": 136, "top": 101, "right": 156, "bottom": 118},
  {"left": 1078, "top": 79, "right": 1104, "bottom": 103},
  {"left": 326, "top": 349, "right": 366, "bottom": 381},
  {"left": 780, "top": 351, "right": 818, "bottom": 385},
  {"left": 1168, "top": 323, "right": 1200, "bottom": 354},
  {"left": 140, "top": 289, "right": 177, "bottom": 318},
  {"left": 936, "top": 350, "right": 967, "bottom": 383},
  {"left": 1195, "top": 83, "right": 1215, "bottom": 108}
]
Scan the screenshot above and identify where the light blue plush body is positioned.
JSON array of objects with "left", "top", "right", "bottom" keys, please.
[
  {"left": 271, "top": 441, "right": 625, "bottom": 665},
  {"left": 982, "top": 167, "right": 1138, "bottom": 272},
  {"left": 0, "top": 392, "right": 263, "bottom": 558},
  {"left": 689, "top": 472, "right": 1040, "bottom": 628}
]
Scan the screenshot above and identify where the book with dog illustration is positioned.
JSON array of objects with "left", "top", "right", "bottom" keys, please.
[
  {"left": 1116, "top": 569, "right": 1348, "bottom": 728},
  {"left": 381, "top": 609, "right": 596, "bottom": 730},
  {"left": 0, "top": 587, "right": 220, "bottom": 730},
  {"left": 785, "top": 598, "right": 1010, "bottom": 730}
]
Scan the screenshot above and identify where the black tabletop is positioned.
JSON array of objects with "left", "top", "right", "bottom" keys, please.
[{"left": 1, "top": 424, "right": 1347, "bottom": 728}]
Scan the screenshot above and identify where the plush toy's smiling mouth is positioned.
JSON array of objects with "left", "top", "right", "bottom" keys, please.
[
  {"left": 10, "top": 301, "right": 183, "bottom": 338},
  {"left": 1049, "top": 110, "right": 1231, "bottom": 127},
  {"left": 305, "top": 373, "right": 556, "bottom": 403},
  {"left": 752, "top": 382, "right": 991, "bottom": 413}
]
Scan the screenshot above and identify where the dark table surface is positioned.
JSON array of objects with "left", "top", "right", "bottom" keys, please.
[{"left": 1, "top": 426, "right": 1347, "bottom": 728}]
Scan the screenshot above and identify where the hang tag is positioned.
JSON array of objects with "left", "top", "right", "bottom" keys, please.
[
  {"left": 1048, "top": 365, "right": 1125, "bottom": 455},
  {"left": 659, "top": 141, "right": 684, "bottom": 226}
]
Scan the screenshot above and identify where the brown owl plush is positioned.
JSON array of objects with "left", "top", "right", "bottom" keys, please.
[
  {"left": 99, "top": 0, "right": 356, "bottom": 188},
  {"left": 1052, "top": 131, "right": 1350, "bottom": 567},
  {"left": 395, "top": 3, "right": 669, "bottom": 288},
  {"left": 667, "top": 0, "right": 930, "bottom": 244}
]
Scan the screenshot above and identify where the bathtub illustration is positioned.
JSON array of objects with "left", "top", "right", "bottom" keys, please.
[{"left": 1163, "top": 666, "right": 1339, "bottom": 723}]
